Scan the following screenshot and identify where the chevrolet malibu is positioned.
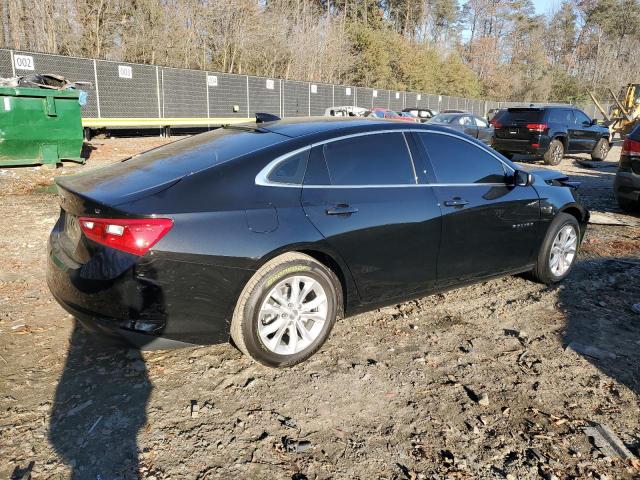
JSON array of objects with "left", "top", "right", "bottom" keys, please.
[{"left": 48, "top": 116, "right": 588, "bottom": 367}]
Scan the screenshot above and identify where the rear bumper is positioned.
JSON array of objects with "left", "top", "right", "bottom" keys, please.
[
  {"left": 614, "top": 171, "right": 640, "bottom": 202},
  {"left": 47, "top": 223, "right": 252, "bottom": 349},
  {"left": 493, "top": 136, "right": 550, "bottom": 154}
]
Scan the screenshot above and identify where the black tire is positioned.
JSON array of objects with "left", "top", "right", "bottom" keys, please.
[
  {"left": 543, "top": 139, "right": 564, "bottom": 165},
  {"left": 531, "top": 213, "right": 580, "bottom": 285},
  {"left": 591, "top": 138, "right": 610, "bottom": 160},
  {"left": 230, "top": 252, "right": 341, "bottom": 367},
  {"left": 617, "top": 195, "right": 639, "bottom": 212}
]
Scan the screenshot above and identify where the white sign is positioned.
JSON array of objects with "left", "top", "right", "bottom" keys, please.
[
  {"left": 310, "top": 84, "right": 317, "bottom": 94},
  {"left": 207, "top": 75, "right": 218, "bottom": 87},
  {"left": 14, "top": 54, "right": 34, "bottom": 71},
  {"left": 372, "top": 90, "right": 378, "bottom": 98},
  {"left": 417, "top": 94, "right": 421, "bottom": 101},
  {"left": 395, "top": 92, "right": 400, "bottom": 99},
  {"left": 266, "top": 79, "right": 274, "bottom": 90},
  {"left": 118, "top": 65, "right": 133, "bottom": 79},
  {"left": 3, "top": 97, "right": 10, "bottom": 111},
  {"left": 345, "top": 87, "right": 351, "bottom": 96}
]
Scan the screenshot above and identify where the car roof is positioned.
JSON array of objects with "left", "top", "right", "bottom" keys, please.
[
  {"left": 239, "top": 115, "right": 461, "bottom": 140},
  {"left": 506, "top": 105, "right": 573, "bottom": 111}
]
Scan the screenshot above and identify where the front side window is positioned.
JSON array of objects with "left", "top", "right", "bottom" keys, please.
[
  {"left": 459, "top": 116, "right": 473, "bottom": 126},
  {"left": 322, "top": 132, "right": 416, "bottom": 186},
  {"left": 417, "top": 132, "right": 506, "bottom": 184},
  {"left": 474, "top": 116, "right": 488, "bottom": 128},
  {"left": 573, "top": 110, "right": 591, "bottom": 126}
]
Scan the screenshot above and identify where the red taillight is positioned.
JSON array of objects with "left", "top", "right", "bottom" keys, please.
[
  {"left": 490, "top": 119, "right": 502, "bottom": 128},
  {"left": 79, "top": 217, "right": 173, "bottom": 256},
  {"left": 621, "top": 137, "right": 640, "bottom": 157},
  {"left": 526, "top": 123, "right": 547, "bottom": 132}
]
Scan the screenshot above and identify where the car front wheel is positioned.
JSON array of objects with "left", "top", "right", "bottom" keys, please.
[
  {"left": 230, "top": 252, "right": 341, "bottom": 367},
  {"left": 531, "top": 213, "right": 580, "bottom": 284},
  {"left": 543, "top": 139, "right": 564, "bottom": 165}
]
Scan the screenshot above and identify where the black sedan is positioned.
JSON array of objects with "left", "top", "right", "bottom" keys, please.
[
  {"left": 428, "top": 112, "right": 494, "bottom": 145},
  {"left": 48, "top": 116, "right": 588, "bottom": 367}
]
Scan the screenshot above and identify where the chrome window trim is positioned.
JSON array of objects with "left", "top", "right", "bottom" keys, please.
[{"left": 254, "top": 128, "right": 514, "bottom": 188}]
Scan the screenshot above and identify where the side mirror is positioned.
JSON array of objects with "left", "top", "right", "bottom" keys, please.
[
  {"left": 590, "top": 118, "right": 598, "bottom": 126},
  {"left": 513, "top": 169, "right": 534, "bottom": 187}
]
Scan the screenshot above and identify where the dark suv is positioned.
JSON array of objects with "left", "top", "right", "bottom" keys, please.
[
  {"left": 492, "top": 106, "right": 611, "bottom": 165},
  {"left": 614, "top": 123, "right": 640, "bottom": 211}
]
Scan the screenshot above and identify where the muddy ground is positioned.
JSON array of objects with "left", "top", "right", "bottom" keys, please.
[{"left": 1, "top": 137, "right": 639, "bottom": 480}]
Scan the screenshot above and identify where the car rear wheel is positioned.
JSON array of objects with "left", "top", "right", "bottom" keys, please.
[
  {"left": 230, "top": 252, "right": 341, "bottom": 367},
  {"left": 591, "top": 138, "right": 610, "bottom": 160},
  {"left": 617, "top": 195, "right": 639, "bottom": 212},
  {"left": 543, "top": 139, "right": 564, "bottom": 166},
  {"left": 531, "top": 213, "right": 580, "bottom": 285}
]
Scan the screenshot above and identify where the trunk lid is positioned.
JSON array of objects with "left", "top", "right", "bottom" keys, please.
[{"left": 494, "top": 108, "right": 544, "bottom": 140}]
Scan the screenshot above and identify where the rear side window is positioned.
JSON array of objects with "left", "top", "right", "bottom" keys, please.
[
  {"left": 268, "top": 150, "right": 309, "bottom": 185},
  {"left": 417, "top": 133, "right": 506, "bottom": 184},
  {"left": 547, "top": 109, "right": 566, "bottom": 123},
  {"left": 322, "top": 133, "right": 416, "bottom": 186},
  {"left": 501, "top": 109, "right": 543, "bottom": 123}
]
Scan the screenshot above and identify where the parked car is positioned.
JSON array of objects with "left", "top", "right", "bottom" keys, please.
[
  {"left": 397, "top": 111, "right": 420, "bottom": 122},
  {"left": 47, "top": 116, "right": 588, "bottom": 367},
  {"left": 324, "top": 106, "right": 369, "bottom": 117},
  {"left": 487, "top": 108, "right": 502, "bottom": 123},
  {"left": 614, "top": 123, "right": 640, "bottom": 211},
  {"left": 492, "top": 106, "right": 611, "bottom": 165},
  {"left": 402, "top": 107, "right": 436, "bottom": 122},
  {"left": 427, "top": 112, "right": 494, "bottom": 145},
  {"left": 367, "top": 107, "right": 416, "bottom": 122}
]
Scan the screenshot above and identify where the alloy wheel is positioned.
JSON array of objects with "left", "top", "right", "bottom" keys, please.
[
  {"left": 257, "top": 275, "right": 328, "bottom": 355},
  {"left": 549, "top": 224, "right": 577, "bottom": 276}
]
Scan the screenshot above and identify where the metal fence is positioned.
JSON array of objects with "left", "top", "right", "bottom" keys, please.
[{"left": 0, "top": 48, "right": 609, "bottom": 122}]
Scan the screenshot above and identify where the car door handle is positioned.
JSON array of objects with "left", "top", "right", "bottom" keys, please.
[
  {"left": 326, "top": 204, "right": 359, "bottom": 215},
  {"left": 444, "top": 198, "right": 469, "bottom": 207}
]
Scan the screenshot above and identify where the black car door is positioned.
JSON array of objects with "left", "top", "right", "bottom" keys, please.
[
  {"left": 413, "top": 131, "right": 541, "bottom": 285},
  {"left": 572, "top": 109, "right": 599, "bottom": 152},
  {"left": 301, "top": 132, "right": 442, "bottom": 304}
]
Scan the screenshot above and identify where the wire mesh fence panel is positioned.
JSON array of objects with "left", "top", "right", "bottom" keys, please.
[
  {"left": 372, "top": 89, "right": 389, "bottom": 108},
  {"left": 334, "top": 85, "right": 355, "bottom": 107},
  {"left": 405, "top": 92, "right": 419, "bottom": 109},
  {"left": 0, "top": 49, "right": 12, "bottom": 77},
  {"left": 12, "top": 50, "right": 99, "bottom": 117},
  {"left": 208, "top": 72, "right": 248, "bottom": 118},
  {"left": 161, "top": 67, "right": 207, "bottom": 118},
  {"left": 96, "top": 60, "right": 158, "bottom": 118},
  {"left": 283, "top": 80, "right": 309, "bottom": 117},
  {"left": 356, "top": 87, "right": 373, "bottom": 110},
  {"left": 248, "top": 76, "right": 280, "bottom": 116},
  {"left": 309, "top": 83, "right": 333, "bottom": 115},
  {"left": 389, "top": 91, "right": 404, "bottom": 111}
]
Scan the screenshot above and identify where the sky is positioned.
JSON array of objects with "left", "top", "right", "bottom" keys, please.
[{"left": 532, "top": 0, "right": 561, "bottom": 15}]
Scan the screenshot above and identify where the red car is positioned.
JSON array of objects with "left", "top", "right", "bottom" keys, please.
[{"left": 367, "top": 108, "right": 418, "bottom": 123}]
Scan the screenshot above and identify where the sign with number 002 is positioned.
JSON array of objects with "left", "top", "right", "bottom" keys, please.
[{"left": 14, "top": 54, "right": 35, "bottom": 71}]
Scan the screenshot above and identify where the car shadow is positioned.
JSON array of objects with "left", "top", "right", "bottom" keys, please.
[
  {"left": 48, "top": 321, "right": 151, "bottom": 479},
  {"left": 559, "top": 255, "right": 640, "bottom": 401}
]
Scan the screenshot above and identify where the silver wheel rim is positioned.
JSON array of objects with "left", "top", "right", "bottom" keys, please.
[
  {"left": 553, "top": 143, "right": 562, "bottom": 162},
  {"left": 549, "top": 224, "right": 577, "bottom": 276},
  {"left": 257, "top": 275, "right": 328, "bottom": 355},
  {"left": 601, "top": 142, "right": 608, "bottom": 156}
]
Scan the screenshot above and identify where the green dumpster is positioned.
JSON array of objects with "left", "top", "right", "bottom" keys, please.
[{"left": 0, "top": 86, "right": 84, "bottom": 166}]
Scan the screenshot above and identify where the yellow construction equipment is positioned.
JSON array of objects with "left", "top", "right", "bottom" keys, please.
[{"left": 588, "top": 83, "right": 640, "bottom": 138}]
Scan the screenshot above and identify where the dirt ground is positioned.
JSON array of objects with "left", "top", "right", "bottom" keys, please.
[{"left": 1, "top": 137, "right": 639, "bottom": 480}]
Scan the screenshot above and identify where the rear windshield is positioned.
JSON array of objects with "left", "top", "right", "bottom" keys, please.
[
  {"left": 430, "top": 113, "right": 459, "bottom": 124},
  {"left": 500, "top": 109, "right": 543, "bottom": 123}
]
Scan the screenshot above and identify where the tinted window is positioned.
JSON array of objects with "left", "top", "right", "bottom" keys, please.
[
  {"left": 500, "top": 109, "right": 543, "bottom": 123},
  {"left": 268, "top": 149, "right": 309, "bottom": 184},
  {"left": 322, "top": 133, "right": 415, "bottom": 185},
  {"left": 417, "top": 133, "right": 506, "bottom": 184},
  {"left": 547, "top": 109, "right": 565, "bottom": 123},
  {"left": 573, "top": 110, "right": 591, "bottom": 126},
  {"left": 304, "top": 147, "right": 330, "bottom": 185}
]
